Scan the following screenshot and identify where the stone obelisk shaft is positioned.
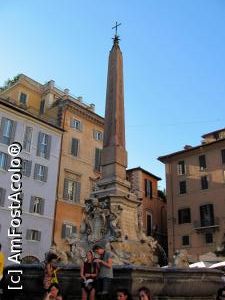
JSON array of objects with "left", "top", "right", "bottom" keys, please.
[{"left": 101, "top": 37, "right": 128, "bottom": 188}]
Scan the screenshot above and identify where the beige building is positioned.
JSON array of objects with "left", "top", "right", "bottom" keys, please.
[{"left": 158, "top": 128, "right": 225, "bottom": 262}]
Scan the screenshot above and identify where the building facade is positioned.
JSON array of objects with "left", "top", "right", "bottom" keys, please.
[
  {"left": 0, "top": 97, "right": 62, "bottom": 263},
  {"left": 158, "top": 129, "right": 225, "bottom": 262},
  {"left": 126, "top": 167, "right": 167, "bottom": 253},
  {"left": 0, "top": 74, "right": 104, "bottom": 254}
]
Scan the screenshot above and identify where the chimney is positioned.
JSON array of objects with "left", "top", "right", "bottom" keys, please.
[{"left": 184, "top": 145, "right": 192, "bottom": 150}]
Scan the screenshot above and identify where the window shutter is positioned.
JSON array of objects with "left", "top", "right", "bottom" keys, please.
[
  {"left": 9, "top": 120, "right": 17, "bottom": 144},
  {"left": 36, "top": 132, "right": 43, "bottom": 156},
  {"left": 40, "top": 198, "right": 45, "bottom": 215},
  {"left": 34, "top": 164, "right": 38, "bottom": 180},
  {"left": 61, "top": 224, "right": 66, "bottom": 238},
  {"left": 72, "top": 226, "right": 77, "bottom": 234},
  {"left": 144, "top": 179, "right": 147, "bottom": 197},
  {"left": 37, "top": 231, "right": 41, "bottom": 241},
  {"left": 5, "top": 153, "right": 11, "bottom": 170},
  {"left": 0, "top": 188, "right": 6, "bottom": 206},
  {"left": 75, "top": 182, "right": 81, "bottom": 203},
  {"left": 71, "top": 138, "right": 79, "bottom": 156},
  {"left": 95, "top": 148, "right": 102, "bottom": 171},
  {"left": 150, "top": 181, "right": 153, "bottom": 198},
  {"left": 43, "top": 166, "right": 48, "bottom": 182},
  {"left": 26, "top": 230, "right": 31, "bottom": 240},
  {"left": 79, "top": 121, "right": 83, "bottom": 131},
  {"left": 46, "top": 135, "right": 52, "bottom": 159},
  {"left": 27, "top": 161, "right": 32, "bottom": 177},
  {"left": 0, "top": 118, "right": 6, "bottom": 143},
  {"left": 63, "top": 179, "right": 69, "bottom": 200},
  {"left": 221, "top": 149, "right": 225, "bottom": 164},
  {"left": 29, "top": 196, "right": 35, "bottom": 213}
]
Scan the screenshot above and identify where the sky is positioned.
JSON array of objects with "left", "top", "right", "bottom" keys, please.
[{"left": 0, "top": 0, "right": 225, "bottom": 190}]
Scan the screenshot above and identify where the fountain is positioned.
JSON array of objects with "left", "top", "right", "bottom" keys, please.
[{"left": 1, "top": 32, "right": 224, "bottom": 300}]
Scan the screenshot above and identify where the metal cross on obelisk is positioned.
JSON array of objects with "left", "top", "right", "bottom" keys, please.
[{"left": 112, "top": 21, "right": 121, "bottom": 36}]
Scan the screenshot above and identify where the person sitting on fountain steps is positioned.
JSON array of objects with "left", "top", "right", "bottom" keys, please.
[
  {"left": 80, "top": 250, "right": 98, "bottom": 300},
  {"left": 93, "top": 244, "right": 113, "bottom": 300}
]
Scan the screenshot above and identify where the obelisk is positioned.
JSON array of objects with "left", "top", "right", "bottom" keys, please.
[{"left": 93, "top": 30, "right": 140, "bottom": 240}]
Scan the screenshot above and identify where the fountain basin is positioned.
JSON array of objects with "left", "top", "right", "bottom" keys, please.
[{"left": 1, "top": 264, "right": 223, "bottom": 300}]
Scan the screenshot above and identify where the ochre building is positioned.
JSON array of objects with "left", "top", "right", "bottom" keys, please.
[{"left": 159, "top": 128, "right": 225, "bottom": 262}]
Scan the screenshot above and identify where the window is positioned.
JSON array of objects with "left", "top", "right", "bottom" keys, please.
[
  {"left": 26, "top": 229, "right": 41, "bottom": 241},
  {"left": 221, "top": 149, "right": 225, "bottom": 164},
  {"left": 178, "top": 208, "right": 191, "bottom": 224},
  {"left": 29, "top": 196, "right": 45, "bottom": 215},
  {"left": 21, "top": 160, "right": 32, "bottom": 177},
  {"left": 39, "top": 99, "right": 45, "bottom": 114},
  {"left": 179, "top": 180, "right": 186, "bottom": 194},
  {"left": 71, "top": 119, "right": 81, "bottom": 131},
  {"left": 63, "top": 179, "right": 81, "bottom": 203},
  {"left": 200, "top": 204, "right": 214, "bottom": 227},
  {"left": 0, "top": 118, "right": 16, "bottom": 145},
  {"left": 201, "top": 175, "right": 208, "bottom": 190},
  {"left": 37, "top": 132, "right": 51, "bottom": 159},
  {"left": 146, "top": 213, "right": 152, "bottom": 236},
  {"left": 182, "top": 235, "right": 190, "bottom": 246},
  {"left": 93, "top": 130, "right": 103, "bottom": 141},
  {"left": 205, "top": 233, "right": 213, "bottom": 244},
  {"left": 61, "top": 223, "right": 77, "bottom": 239},
  {"left": 177, "top": 160, "right": 186, "bottom": 175},
  {"left": 0, "top": 152, "right": 10, "bottom": 171},
  {"left": 199, "top": 155, "right": 206, "bottom": 171},
  {"left": 145, "top": 179, "right": 153, "bottom": 198},
  {"left": 94, "top": 148, "right": 102, "bottom": 172},
  {"left": 0, "top": 187, "right": 6, "bottom": 207},
  {"left": 19, "top": 92, "right": 27, "bottom": 105},
  {"left": 71, "top": 138, "right": 79, "bottom": 157},
  {"left": 34, "top": 164, "right": 48, "bottom": 182},
  {"left": 23, "top": 126, "right": 33, "bottom": 152}
]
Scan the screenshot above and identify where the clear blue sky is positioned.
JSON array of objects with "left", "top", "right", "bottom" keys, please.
[{"left": 1, "top": 0, "right": 225, "bottom": 189}]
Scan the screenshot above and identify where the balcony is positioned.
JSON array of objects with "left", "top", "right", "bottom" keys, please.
[{"left": 193, "top": 217, "right": 220, "bottom": 233}]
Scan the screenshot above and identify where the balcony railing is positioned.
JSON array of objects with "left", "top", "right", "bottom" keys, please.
[{"left": 193, "top": 217, "right": 220, "bottom": 232}]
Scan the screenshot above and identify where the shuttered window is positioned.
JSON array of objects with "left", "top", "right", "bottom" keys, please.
[
  {"left": 61, "top": 223, "right": 77, "bottom": 239},
  {"left": 63, "top": 179, "right": 81, "bottom": 203},
  {"left": 26, "top": 229, "right": 41, "bottom": 241},
  {"left": 94, "top": 148, "right": 102, "bottom": 172},
  {"left": 37, "top": 132, "right": 51, "bottom": 159},
  {"left": 34, "top": 164, "right": 48, "bottom": 182},
  {"left": 201, "top": 176, "right": 208, "bottom": 190},
  {"left": 0, "top": 151, "right": 10, "bottom": 170},
  {"left": 0, "top": 188, "right": 6, "bottom": 207},
  {"left": 199, "top": 155, "right": 206, "bottom": 170},
  {"left": 71, "top": 138, "right": 79, "bottom": 156},
  {"left": 221, "top": 149, "right": 225, "bottom": 164},
  {"left": 70, "top": 119, "right": 82, "bottom": 131},
  {"left": 0, "top": 117, "right": 16, "bottom": 145},
  {"left": 179, "top": 180, "right": 186, "bottom": 194},
  {"left": 200, "top": 204, "right": 214, "bottom": 227},
  {"left": 177, "top": 160, "right": 186, "bottom": 175},
  {"left": 93, "top": 130, "right": 103, "bottom": 141},
  {"left": 19, "top": 92, "right": 27, "bottom": 105},
  {"left": 29, "top": 196, "right": 45, "bottom": 215},
  {"left": 22, "top": 159, "right": 32, "bottom": 177},
  {"left": 145, "top": 179, "right": 153, "bottom": 199},
  {"left": 178, "top": 208, "right": 191, "bottom": 224}
]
